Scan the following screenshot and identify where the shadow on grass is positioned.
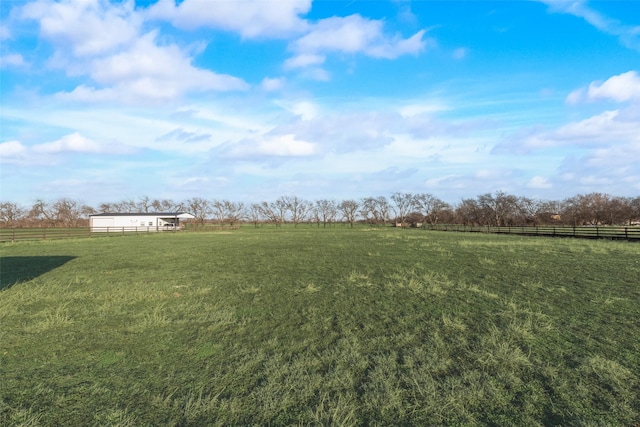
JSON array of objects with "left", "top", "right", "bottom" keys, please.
[{"left": 0, "top": 256, "right": 76, "bottom": 290}]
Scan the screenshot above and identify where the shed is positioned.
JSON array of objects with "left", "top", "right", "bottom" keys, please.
[{"left": 89, "top": 212, "right": 195, "bottom": 232}]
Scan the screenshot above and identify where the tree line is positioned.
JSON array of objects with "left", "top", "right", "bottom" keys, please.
[{"left": 1, "top": 192, "right": 639, "bottom": 228}]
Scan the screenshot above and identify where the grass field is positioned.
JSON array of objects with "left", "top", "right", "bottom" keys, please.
[{"left": 1, "top": 227, "right": 639, "bottom": 426}]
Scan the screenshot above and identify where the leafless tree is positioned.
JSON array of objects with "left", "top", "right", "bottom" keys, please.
[
  {"left": 248, "top": 203, "right": 264, "bottom": 228},
  {"left": 477, "top": 191, "right": 519, "bottom": 226},
  {"left": 315, "top": 199, "right": 337, "bottom": 228},
  {"left": 456, "top": 198, "right": 481, "bottom": 226},
  {"left": 339, "top": 199, "right": 360, "bottom": 228},
  {"left": 0, "top": 202, "right": 26, "bottom": 226},
  {"left": 414, "top": 193, "right": 449, "bottom": 225},
  {"left": 390, "top": 192, "right": 415, "bottom": 225},
  {"left": 256, "top": 201, "right": 281, "bottom": 227},
  {"left": 360, "top": 197, "right": 380, "bottom": 225},
  {"left": 152, "top": 199, "right": 179, "bottom": 212},
  {"left": 136, "top": 196, "right": 152, "bottom": 213},
  {"left": 284, "top": 196, "right": 312, "bottom": 227},
  {"left": 185, "top": 197, "right": 211, "bottom": 227},
  {"left": 212, "top": 200, "right": 246, "bottom": 226},
  {"left": 272, "top": 197, "right": 289, "bottom": 226}
]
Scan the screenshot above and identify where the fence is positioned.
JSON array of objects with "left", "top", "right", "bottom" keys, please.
[
  {"left": 423, "top": 224, "right": 640, "bottom": 241},
  {"left": 0, "top": 227, "right": 181, "bottom": 242}
]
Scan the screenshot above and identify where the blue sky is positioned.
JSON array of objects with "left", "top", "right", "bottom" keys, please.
[{"left": 1, "top": 0, "right": 639, "bottom": 206}]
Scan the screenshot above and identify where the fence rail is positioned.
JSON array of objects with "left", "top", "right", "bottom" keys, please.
[
  {"left": 0, "top": 227, "right": 181, "bottom": 242},
  {"left": 423, "top": 224, "right": 640, "bottom": 241}
]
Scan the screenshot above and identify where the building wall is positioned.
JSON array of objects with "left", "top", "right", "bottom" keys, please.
[{"left": 91, "top": 215, "right": 162, "bottom": 232}]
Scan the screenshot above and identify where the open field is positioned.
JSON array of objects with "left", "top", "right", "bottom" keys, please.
[{"left": 1, "top": 227, "right": 639, "bottom": 426}]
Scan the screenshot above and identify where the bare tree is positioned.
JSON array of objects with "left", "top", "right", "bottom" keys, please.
[
  {"left": 360, "top": 197, "right": 380, "bottom": 225},
  {"left": 272, "top": 197, "right": 289, "bottom": 226},
  {"left": 284, "top": 196, "right": 312, "bottom": 227},
  {"left": 256, "top": 201, "right": 281, "bottom": 227},
  {"left": 375, "top": 196, "right": 392, "bottom": 226},
  {"left": 225, "top": 201, "right": 246, "bottom": 226},
  {"left": 456, "top": 198, "right": 481, "bottom": 226},
  {"left": 151, "top": 199, "right": 179, "bottom": 212},
  {"left": 477, "top": 191, "right": 518, "bottom": 226},
  {"left": 0, "top": 202, "right": 26, "bottom": 226},
  {"left": 315, "top": 199, "right": 337, "bottom": 228},
  {"left": 136, "top": 196, "right": 152, "bottom": 213},
  {"left": 29, "top": 199, "right": 56, "bottom": 226},
  {"left": 185, "top": 197, "right": 211, "bottom": 228},
  {"left": 339, "top": 199, "right": 360, "bottom": 228},
  {"left": 213, "top": 200, "right": 246, "bottom": 226},
  {"left": 248, "top": 203, "right": 264, "bottom": 228},
  {"left": 414, "top": 193, "right": 449, "bottom": 225},
  {"left": 390, "top": 192, "right": 415, "bottom": 225}
]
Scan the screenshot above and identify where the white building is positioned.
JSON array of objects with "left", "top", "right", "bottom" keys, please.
[{"left": 89, "top": 212, "right": 195, "bottom": 232}]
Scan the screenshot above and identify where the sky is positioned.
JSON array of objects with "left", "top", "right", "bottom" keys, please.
[{"left": 1, "top": 0, "right": 639, "bottom": 207}]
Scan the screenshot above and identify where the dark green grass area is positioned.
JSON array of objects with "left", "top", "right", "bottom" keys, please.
[{"left": 1, "top": 228, "right": 639, "bottom": 426}]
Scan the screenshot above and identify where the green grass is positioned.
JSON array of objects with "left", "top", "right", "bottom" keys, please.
[{"left": 1, "top": 227, "right": 639, "bottom": 426}]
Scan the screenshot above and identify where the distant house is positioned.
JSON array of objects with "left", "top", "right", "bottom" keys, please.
[{"left": 89, "top": 212, "right": 195, "bottom": 232}]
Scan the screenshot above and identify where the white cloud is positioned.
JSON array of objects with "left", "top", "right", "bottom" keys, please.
[
  {"left": 527, "top": 176, "right": 553, "bottom": 189},
  {"left": 21, "top": 0, "right": 140, "bottom": 57},
  {"left": 0, "top": 53, "right": 27, "bottom": 68},
  {"left": 284, "top": 53, "right": 325, "bottom": 70},
  {"left": 587, "top": 71, "right": 640, "bottom": 103},
  {"left": 537, "top": 0, "right": 640, "bottom": 50},
  {"left": 0, "top": 140, "right": 28, "bottom": 163},
  {"left": 32, "top": 132, "right": 102, "bottom": 154},
  {"left": 0, "top": 24, "right": 11, "bottom": 40},
  {"left": 289, "top": 14, "right": 428, "bottom": 62},
  {"left": 53, "top": 31, "right": 248, "bottom": 103},
  {"left": 567, "top": 71, "right": 640, "bottom": 104},
  {"left": 261, "top": 77, "right": 286, "bottom": 92},
  {"left": 146, "top": 0, "right": 311, "bottom": 38},
  {"left": 565, "top": 87, "right": 585, "bottom": 105},
  {"left": 0, "top": 133, "right": 135, "bottom": 167},
  {"left": 20, "top": 1, "right": 247, "bottom": 104},
  {"left": 499, "top": 108, "right": 640, "bottom": 152},
  {"left": 226, "top": 134, "right": 316, "bottom": 158}
]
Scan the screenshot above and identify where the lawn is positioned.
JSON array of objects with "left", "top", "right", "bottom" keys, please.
[{"left": 1, "top": 227, "right": 639, "bottom": 426}]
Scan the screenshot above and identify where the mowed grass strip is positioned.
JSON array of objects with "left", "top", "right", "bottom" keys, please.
[{"left": 1, "top": 227, "right": 639, "bottom": 426}]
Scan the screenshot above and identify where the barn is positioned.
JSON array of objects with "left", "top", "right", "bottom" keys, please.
[{"left": 89, "top": 212, "right": 195, "bottom": 232}]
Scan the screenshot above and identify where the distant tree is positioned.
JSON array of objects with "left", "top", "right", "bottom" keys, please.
[
  {"left": 315, "top": 199, "right": 337, "bottom": 228},
  {"left": 272, "top": 197, "right": 289, "bottom": 226},
  {"left": 248, "top": 203, "right": 263, "bottom": 228},
  {"left": 256, "top": 201, "right": 281, "bottom": 227},
  {"left": 0, "top": 202, "right": 26, "bottom": 226},
  {"left": 477, "top": 191, "right": 518, "bottom": 226},
  {"left": 136, "top": 196, "right": 152, "bottom": 213},
  {"left": 339, "top": 199, "right": 360, "bottom": 228},
  {"left": 283, "top": 196, "right": 311, "bottom": 227},
  {"left": 390, "top": 192, "right": 415, "bottom": 225},
  {"left": 152, "top": 198, "right": 180, "bottom": 212},
  {"left": 414, "top": 193, "right": 449, "bottom": 225},
  {"left": 375, "top": 196, "right": 392, "bottom": 226},
  {"left": 54, "top": 198, "right": 89, "bottom": 227},
  {"left": 28, "top": 198, "right": 89, "bottom": 227},
  {"left": 562, "top": 193, "right": 612, "bottom": 225},
  {"left": 212, "top": 200, "right": 246, "bottom": 226},
  {"left": 456, "top": 198, "right": 481, "bottom": 226},
  {"left": 629, "top": 196, "right": 640, "bottom": 224},
  {"left": 225, "top": 201, "right": 246, "bottom": 226},
  {"left": 185, "top": 198, "right": 211, "bottom": 227},
  {"left": 29, "top": 199, "right": 56, "bottom": 226},
  {"left": 361, "top": 196, "right": 392, "bottom": 226}
]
